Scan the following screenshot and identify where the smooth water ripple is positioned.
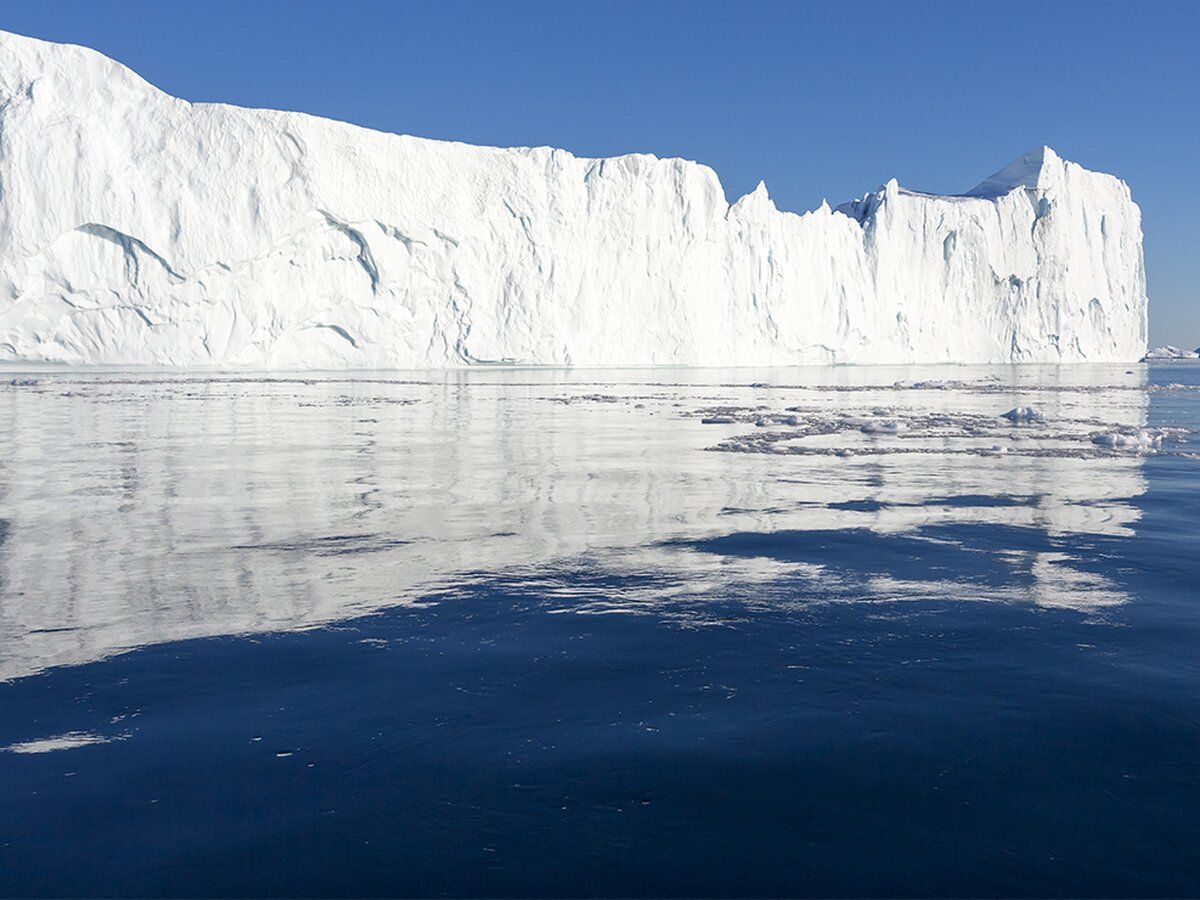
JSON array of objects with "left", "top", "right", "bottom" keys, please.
[{"left": 0, "top": 362, "right": 1197, "bottom": 896}]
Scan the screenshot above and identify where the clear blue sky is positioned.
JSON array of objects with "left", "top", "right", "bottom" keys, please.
[{"left": 4, "top": 0, "right": 1196, "bottom": 345}]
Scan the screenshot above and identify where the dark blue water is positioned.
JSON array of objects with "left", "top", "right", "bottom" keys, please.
[{"left": 1, "top": 363, "right": 1198, "bottom": 896}]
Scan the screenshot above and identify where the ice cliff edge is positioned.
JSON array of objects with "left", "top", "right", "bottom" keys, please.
[{"left": 0, "top": 30, "right": 1148, "bottom": 366}]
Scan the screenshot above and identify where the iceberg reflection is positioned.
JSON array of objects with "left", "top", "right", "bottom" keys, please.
[{"left": 0, "top": 365, "right": 1157, "bottom": 680}]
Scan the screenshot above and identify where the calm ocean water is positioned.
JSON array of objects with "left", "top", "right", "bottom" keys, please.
[{"left": 1, "top": 362, "right": 1197, "bottom": 897}]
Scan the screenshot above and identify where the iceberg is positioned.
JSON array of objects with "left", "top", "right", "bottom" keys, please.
[
  {"left": 0, "top": 31, "right": 1149, "bottom": 368},
  {"left": 1142, "top": 346, "right": 1199, "bottom": 360}
]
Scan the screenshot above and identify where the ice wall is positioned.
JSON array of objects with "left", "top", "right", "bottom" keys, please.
[{"left": 0, "top": 30, "right": 1148, "bottom": 367}]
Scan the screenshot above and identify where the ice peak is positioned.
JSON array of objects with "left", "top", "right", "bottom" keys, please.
[
  {"left": 967, "top": 146, "right": 1061, "bottom": 199},
  {"left": 732, "top": 180, "right": 776, "bottom": 215}
]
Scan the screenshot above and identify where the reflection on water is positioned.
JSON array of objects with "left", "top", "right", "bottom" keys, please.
[
  {"left": 0, "top": 363, "right": 1178, "bottom": 681},
  {"left": 2, "top": 363, "right": 1200, "bottom": 898}
]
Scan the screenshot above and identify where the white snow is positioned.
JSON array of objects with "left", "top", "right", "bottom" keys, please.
[
  {"left": 0, "top": 31, "right": 1149, "bottom": 368},
  {"left": 1142, "top": 346, "right": 1199, "bottom": 360}
]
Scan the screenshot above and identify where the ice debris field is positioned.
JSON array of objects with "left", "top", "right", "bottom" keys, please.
[
  {"left": 0, "top": 30, "right": 1148, "bottom": 368},
  {"left": 687, "top": 378, "right": 1196, "bottom": 461}
]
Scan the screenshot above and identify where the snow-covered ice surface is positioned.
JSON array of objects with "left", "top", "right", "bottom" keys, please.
[{"left": 0, "top": 30, "right": 1148, "bottom": 367}]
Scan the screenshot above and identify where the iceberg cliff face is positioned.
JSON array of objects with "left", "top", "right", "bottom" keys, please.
[{"left": 0, "top": 31, "right": 1148, "bottom": 367}]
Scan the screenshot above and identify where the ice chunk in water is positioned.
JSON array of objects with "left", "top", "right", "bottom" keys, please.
[
  {"left": 1091, "top": 429, "right": 1164, "bottom": 452},
  {"left": 1001, "top": 407, "right": 1045, "bottom": 423},
  {"left": 861, "top": 420, "right": 910, "bottom": 435}
]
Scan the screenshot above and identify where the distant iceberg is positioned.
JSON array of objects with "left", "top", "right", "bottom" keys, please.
[
  {"left": 0, "top": 31, "right": 1149, "bottom": 367},
  {"left": 1142, "top": 346, "right": 1199, "bottom": 360}
]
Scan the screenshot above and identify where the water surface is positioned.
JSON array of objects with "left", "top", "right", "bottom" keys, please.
[{"left": 1, "top": 363, "right": 1197, "bottom": 896}]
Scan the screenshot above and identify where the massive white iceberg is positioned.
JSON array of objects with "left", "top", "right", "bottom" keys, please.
[{"left": 0, "top": 30, "right": 1148, "bottom": 367}]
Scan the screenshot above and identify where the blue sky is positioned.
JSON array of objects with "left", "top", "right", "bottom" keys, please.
[{"left": 4, "top": 0, "right": 1196, "bottom": 344}]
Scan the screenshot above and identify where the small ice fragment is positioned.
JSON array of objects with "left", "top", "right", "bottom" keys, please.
[
  {"left": 894, "top": 379, "right": 945, "bottom": 389},
  {"left": 701, "top": 415, "right": 736, "bottom": 424},
  {"left": 1091, "top": 429, "right": 1165, "bottom": 451},
  {"left": 861, "top": 420, "right": 908, "bottom": 435},
  {"left": 1000, "top": 406, "right": 1044, "bottom": 423}
]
